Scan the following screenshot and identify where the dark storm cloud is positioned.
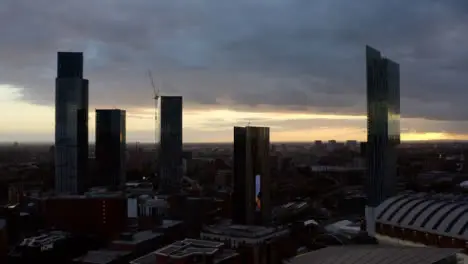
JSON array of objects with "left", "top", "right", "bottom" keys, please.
[{"left": 2, "top": 0, "right": 468, "bottom": 120}]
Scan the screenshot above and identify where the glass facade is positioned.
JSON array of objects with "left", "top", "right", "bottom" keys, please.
[
  {"left": 233, "top": 127, "right": 247, "bottom": 224},
  {"left": 386, "top": 59, "right": 401, "bottom": 145},
  {"left": 157, "top": 96, "right": 183, "bottom": 194},
  {"left": 55, "top": 78, "right": 88, "bottom": 194},
  {"left": 232, "top": 126, "right": 271, "bottom": 225},
  {"left": 57, "top": 52, "right": 83, "bottom": 79},
  {"left": 95, "top": 109, "right": 126, "bottom": 189},
  {"left": 55, "top": 52, "right": 88, "bottom": 194},
  {"left": 365, "top": 46, "right": 400, "bottom": 207}
]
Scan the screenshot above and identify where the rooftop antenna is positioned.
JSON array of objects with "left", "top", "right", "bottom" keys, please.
[{"left": 247, "top": 120, "right": 251, "bottom": 127}]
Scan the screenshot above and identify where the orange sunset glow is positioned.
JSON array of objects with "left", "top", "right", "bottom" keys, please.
[{"left": 1, "top": 85, "right": 467, "bottom": 143}]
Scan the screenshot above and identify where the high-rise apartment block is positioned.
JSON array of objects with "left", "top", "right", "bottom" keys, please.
[
  {"left": 95, "top": 109, "right": 126, "bottom": 189},
  {"left": 55, "top": 52, "right": 89, "bottom": 194},
  {"left": 232, "top": 126, "right": 271, "bottom": 225},
  {"left": 365, "top": 46, "right": 400, "bottom": 234},
  {"left": 157, "top": 96, "right": 183, "bottom": 194}
]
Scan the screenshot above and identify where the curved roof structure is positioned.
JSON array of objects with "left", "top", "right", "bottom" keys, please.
[
  {"left": 287, "top": 246, "right": 459, "bottom": 264},
  {"left": 376, "top": 192, "right": 468, "bottom": 240}
]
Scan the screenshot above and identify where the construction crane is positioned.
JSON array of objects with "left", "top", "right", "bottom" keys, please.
[{"left": 147, "top": 70, "right": 160, "bottom": 121}]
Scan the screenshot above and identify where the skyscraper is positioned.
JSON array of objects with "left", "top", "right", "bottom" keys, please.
[
  {"left": 55, "top": 52, "right": 89, "bottom": 194},
  {"left": 232, "top": 126, "right": 271, "bottom": 225},
  {"left": 157, "top": 96, "right": 183, "bottom": 194},
  {"left": 365, "top": 46, "right": 400, "bottom": 235},
  {"left": 95, "top": 109, "right": 126, "bottom": 189}
]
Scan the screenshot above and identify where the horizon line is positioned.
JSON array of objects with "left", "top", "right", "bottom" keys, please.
[{"left": 1, "top": 139, "right": 468, "bottom": 145}]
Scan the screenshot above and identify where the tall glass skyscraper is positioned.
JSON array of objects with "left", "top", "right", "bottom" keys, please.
[
  {"left": 365, "top": 46, "right": 400, "bottom": 235},
  {"left": 232, "top": 126, "right": 271, "bottom": 225},
  {"left": 157, "top": 96, "right": 183, "bottom": 194},
  {"left": 95, "top": 109, "right": 126, "bottom": 189},
  {"left": 55, "top": 52, "right": 89, "bottom": 194}
]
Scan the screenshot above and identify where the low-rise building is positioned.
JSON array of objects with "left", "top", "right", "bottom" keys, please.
[
  {"left": 201, "top": 222, "right": 292, "bottom": 264},
  {"left": 42, "top": 192, "right": 127, "bottom": 239},
  {"left": 73, "top": 250, "right": 131, "bottom": 264},
  {"left": 109, "top": 230, "right": 163, "bottom": 257},
  {"left": 8, "top": 231, "right": 92, "bottom": 263},
  {"left": 284, "top": 246, "right": 460, "bottom": 264},
  {"left": 130, "top": 238, "right": 239, "bottom": 264}
]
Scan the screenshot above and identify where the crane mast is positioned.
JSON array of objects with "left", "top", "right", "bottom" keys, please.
[{"left": 147, "top": 71, "right": 160, "bottom": 121}]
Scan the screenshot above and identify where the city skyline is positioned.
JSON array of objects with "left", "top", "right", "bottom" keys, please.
[
  {"left": 2, "top": 1, "right": 468, "bottom": 143},
  {"left": 1, "top": 91, "right": 466, "bottom": 143}
]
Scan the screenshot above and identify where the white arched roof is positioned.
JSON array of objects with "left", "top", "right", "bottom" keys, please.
[{"left": 375, "top": 192, "right": 468, "bottom": 240}]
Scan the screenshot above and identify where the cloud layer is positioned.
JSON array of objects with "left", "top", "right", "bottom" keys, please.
[{"left": 2, "top": 0, "right": 468, "bottom": 121}]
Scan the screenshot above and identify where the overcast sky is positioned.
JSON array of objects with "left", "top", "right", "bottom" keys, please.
[{"left": 2, "top": 0, "right": 468, "bottom": 142}]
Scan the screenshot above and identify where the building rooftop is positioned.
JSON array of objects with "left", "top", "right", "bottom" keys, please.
[
  {"left": 157, "top": 219, "right": 183, "bottom": 229},
  {"left": 286, "top": 246, "right": 459, "bottom": 264},
  {"left": 126, "top": 182, "right": 153, "bottom": 189},
  {"left": 112, "top": 230, "right": 162, "bottom": 245},
  {"left": 130, "top": 238, "right": 237, "bottom": 264},
  {"left": 73, "top": 250, "right": 131, "bottom": 264},
  {"left": 376, "top": 192, "right": 468, "bottom": 240},
  {"left": 45, "top": 192, "right": 124, "bottom": 199},
  {"left": 129, "top": 253, "right": 156, "bottom": 264},
  {"left": 19, "top": 231, "right": 68, "bottom": 248},
  {"left": 324, "top": 220, "right": 361, "bottom": 234},
  {"left": 202, "top": 222, "right": 288, "bottom": 239},
  {"left": 156, "top": 239, "right": 223, "bottom": 258},
  {"left": 310, "top": 166, "right": 365, "bottom": 172}
]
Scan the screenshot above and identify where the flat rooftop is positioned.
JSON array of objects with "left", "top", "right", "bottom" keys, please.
[
  {"left": 287, "top": 246, "right": 460, "bottom": 264},
  {"left": 202, "top": 223, "right": 288, "bottom": 238},
  {"left": 73, "top": 250, "right": 130, "bottom": 264},
  {"left": 130, "top": 238, "right": 237, "bottom": 264},
  {"left": 45, "top": 192, "right": 124, "bottom": 199},
  {"left": 112, "top": 230, "right": 162, "bottom": 245},
  {"left": 159, "top": 219, "right": 183, "bottom": 229},
  {"left": 156, "top": 239, "right": 224, "bottom": 258},
  {"left": 19, "top": 231, "right": 68, "bottom": 248}
]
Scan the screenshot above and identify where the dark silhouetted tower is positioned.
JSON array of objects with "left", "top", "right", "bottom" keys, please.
[
  {"left": 365, "top": 45, "right": 400, "bottom": 235},
  {"left": 157, "top": 96, "right": 183, "bottom": 194},
  {"left": 55, "top": 52, "right": 89, "bottom": 194},
  {"left": 95, "top": 109, "right": 126, "bottom": 189},
  {"left": 232, "top": 126, "right": 271, "bottom": 225}
]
